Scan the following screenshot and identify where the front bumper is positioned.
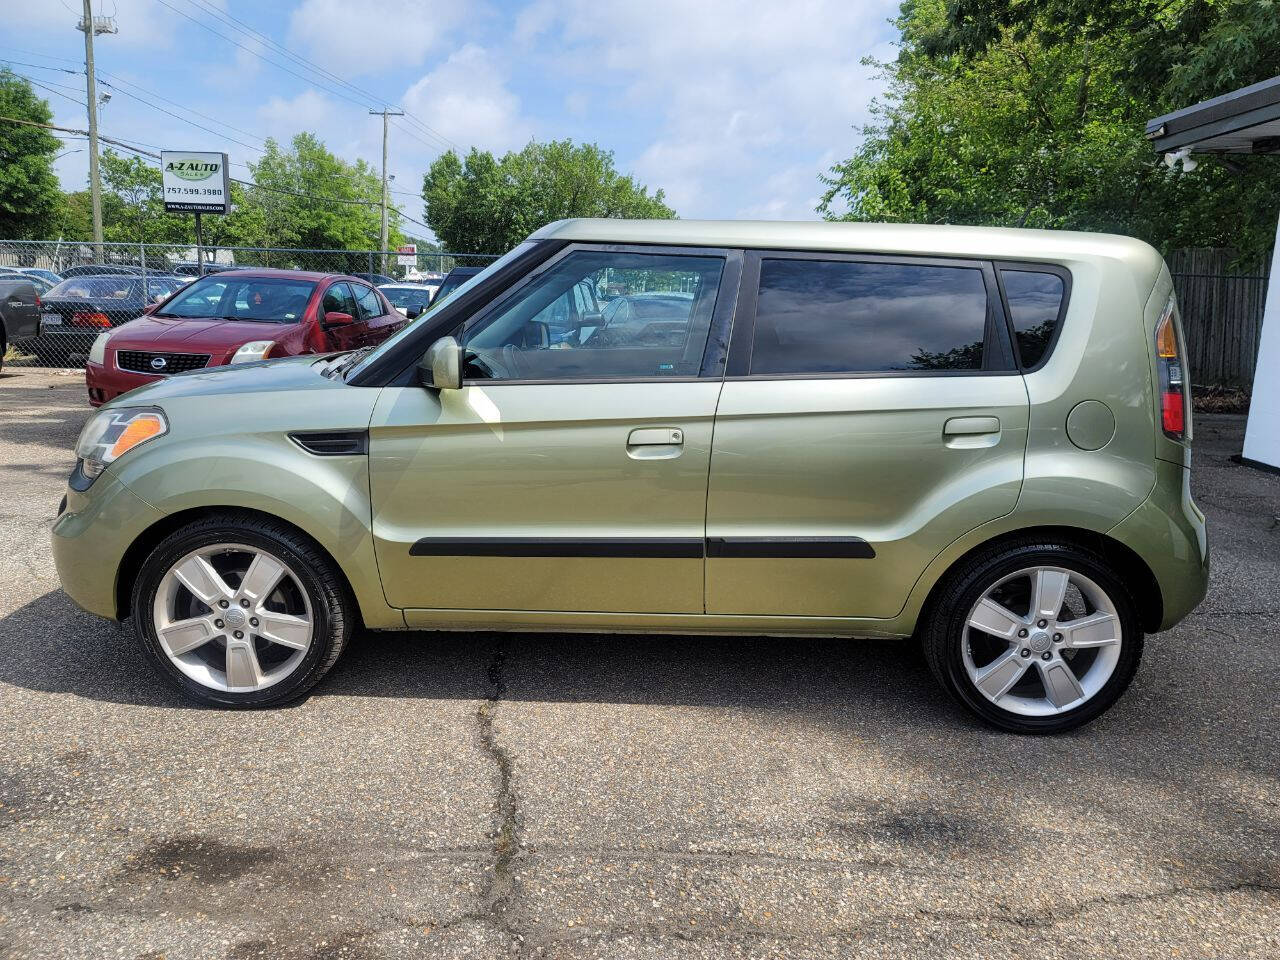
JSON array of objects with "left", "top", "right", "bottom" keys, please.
[
  {"left": 52, "top": 472, "right": 164, "bottom": 620},
  {"left": 1108, "top": 458, "right": 1209, "bottom": 631},
  {"left": 84, "top": 360, "right": 165, "bottom": 407}
]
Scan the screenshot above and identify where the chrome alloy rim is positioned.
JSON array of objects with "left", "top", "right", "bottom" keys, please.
[
  {"left": 152, "top": 543, "right": 314, "bottom": 693},
  {"left": 962, "top": 566, "right": 1122, "bottom": 717}
]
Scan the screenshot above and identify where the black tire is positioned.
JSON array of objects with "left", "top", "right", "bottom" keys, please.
[
  {"left": 922, "top": 538, "right": 1144, "bottom": 734},
  {"left": 130, "top": 512, "right": 355, "bottom": 708}
]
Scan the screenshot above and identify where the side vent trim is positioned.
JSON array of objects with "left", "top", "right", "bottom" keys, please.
[{"left": 289, "top": 430, "right": 369, "bottom": 456}]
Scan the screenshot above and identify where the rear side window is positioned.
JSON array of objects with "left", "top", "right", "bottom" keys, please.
[
  {"left": 352, "top": 283, "right": 383, "bottom": 320},
  {"left": 1001, "top": 269, "right": 1066, "bottom": 368},
  {"left": 749, "top": 259, "right": 991, "bottom": 375}
]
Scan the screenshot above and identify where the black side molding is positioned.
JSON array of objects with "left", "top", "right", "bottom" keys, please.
[
  {"left": 289, "top": 430, "right": 369, "bottom": 456},
  {"left": 706, "top": 536, "right": 876, "bottom": 559},
  {"left": 409, "top": 537, "right": 704, "bottom": 558}
]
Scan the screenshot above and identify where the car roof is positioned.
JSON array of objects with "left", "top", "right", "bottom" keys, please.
[
  {"left": 380, "top": 282, "right": 436, "bottom": 289},
  {"left": 529, "top": 218, "right": 1164, "bottom": 272},
  {"left": 189, "top": 268, "right": 338, "bottom": 281}
]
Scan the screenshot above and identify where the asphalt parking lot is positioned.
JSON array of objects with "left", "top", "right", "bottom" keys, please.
[{"left": 0, "top": 368, "right": 1277, "bottom": 960}]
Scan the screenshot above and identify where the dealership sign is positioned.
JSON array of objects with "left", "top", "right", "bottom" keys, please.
[
  {"left": 161, "top": 151, "right": 230, "bottom": 214},
  {"left": 396, "top": 243, "right": 418, "bottom": 267}
]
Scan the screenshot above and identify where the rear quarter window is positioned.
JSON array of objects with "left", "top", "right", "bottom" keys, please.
[
  {"left": 1000, "top": 269, "right": 1067, "bottom": 368},
  {"left": 749, "top": 258, "right": 992, "bottom": 375}
]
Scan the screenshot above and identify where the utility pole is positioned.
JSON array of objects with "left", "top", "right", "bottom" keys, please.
[
  {"left": 369, "top": 107, "right": 402, "bottom": 273},
  {"left": 78, "top": 0, "right": 116, "bottom": 263}
]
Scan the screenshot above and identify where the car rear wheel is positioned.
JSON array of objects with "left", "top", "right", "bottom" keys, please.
[
  {"left": 131, "top": 514, "right": 354, "bottom": 707},
  {"left": 922, "top": 540, "right": 1143, "bottom": 734}
]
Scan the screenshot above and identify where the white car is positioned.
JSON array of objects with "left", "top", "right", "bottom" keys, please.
[{"left": 378, "top": 282, "right": 439, "bottom": 318}]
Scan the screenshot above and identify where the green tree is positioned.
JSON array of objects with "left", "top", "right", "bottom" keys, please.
[
  {"left": 0, "top": 70, "right": 63, "bottom": 239},
  {"left": 422, "top": 140, "right": 675, "bottom": 253},
  {"left": 99, "top": 150, "right": 196, "bottom": 244},
  {"left": 821, "top": 0, "right": 1280, "bottom": 262},
  {"left": 230, "top": 133, "right": 398, "bottom": 251}
]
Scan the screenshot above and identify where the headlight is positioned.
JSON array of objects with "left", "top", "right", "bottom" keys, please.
[
  {"left": 88, "top": 332, "right": 110, "bottom": 365},
  {"left": 230, "top": 340, "right": 275, "bottom": 364},
  {"left": 74, "top": 407, "right": 167, "bottom": 479}
]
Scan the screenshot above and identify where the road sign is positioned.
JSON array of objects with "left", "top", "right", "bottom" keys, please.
[{"left": 161, "top": 151, "right": 230, "bottom": 214}]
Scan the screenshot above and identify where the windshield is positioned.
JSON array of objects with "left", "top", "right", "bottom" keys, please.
[
  {"left": 157, "top": 275, "right": 316, "bottom": 322},
  {"left": 345, "top": 243, "right": 536, "bottom": 380},
  {"left": 382, "top": 286, "right": 436, "bottom": 310},
  {"left": 49, "top": 277, "right": 138, "bottom": 300}
]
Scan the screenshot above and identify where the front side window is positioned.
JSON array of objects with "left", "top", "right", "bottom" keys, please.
[
  {"left": 749, "top": 259, "right": 991, "bottom": 375},
  {"left": 352, "top": 283, "right": 384, "bottom": 320},
  {"left": 321, "top": 282, "right": 359, "bottom": 319},
  {"left": 461, "top": 250, "right": 724, "bottom": 382},
  {"left": 1002, "top": 269, "right": 1066, "bottom": 368},
  {"left": 157, "top": 276, "right": 316, "bottom": 322}
]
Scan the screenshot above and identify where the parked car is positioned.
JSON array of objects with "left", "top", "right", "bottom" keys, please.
[
  {"left": 60, "top": 264, "right": 146, "bottom": 278},
  {"left": 0, "top": 276, "right": 41, "bottom": 371},
  {"left": 15, "top": 267, "right": 62, "bottom": 286},
  {"left": 0, "top": 271, "right": 55, "bottom": 296},
  {"left": 378, "top": 282, "right": 439, "bottom": 318},
  {"left": 352, "top": 272, "right": 396, "bottom": 286},
  {"left": 82, "top": 269, "right": 406, "bottom": 406},
  {"left": 34, "top": 275, "right": 188, "bottom": 366},
  {"left": 430, "top": 265, "right": 483, "bottom": 307},
  {"left": 170, "top": 262, "right": 238, "bottom": 277},
  {"left": 52, "top": 220, "right": 1208, "bottom": 730}
]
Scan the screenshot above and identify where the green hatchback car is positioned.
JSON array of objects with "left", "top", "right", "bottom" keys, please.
[{"left": 53, "top": 219, "right": 1208, "bottom": 732}]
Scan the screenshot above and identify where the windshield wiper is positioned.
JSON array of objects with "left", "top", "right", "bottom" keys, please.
[{"left": 328, "top": 346, "right": 373, "bottom": 380}]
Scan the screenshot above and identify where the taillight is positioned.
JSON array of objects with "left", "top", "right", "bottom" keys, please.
[
  {"left": 71, "top": 311, "right": 112, "bottom": 328},
  {"left": 1154, "top": 299, "right": 1186, "bottom": 441}
]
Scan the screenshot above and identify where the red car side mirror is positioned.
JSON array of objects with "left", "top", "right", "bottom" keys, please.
[
  {"left": 323, "top": 311, "right": 354, "bottom": 327},
  {"left": 141, "top": 302, "right": 159, "bottom": 315}
]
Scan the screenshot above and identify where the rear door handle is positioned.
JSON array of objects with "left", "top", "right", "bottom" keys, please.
[
  {"left": 944, "top": 416, "right": 1000, "bottom": 435},
  {"left": 943, "top": 416, "right": 1001, "bottom": 449}
]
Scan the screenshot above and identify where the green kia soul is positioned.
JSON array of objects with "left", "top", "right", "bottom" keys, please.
[{"left": 52, "top": 220, "right": 1208, "bottom": 732}]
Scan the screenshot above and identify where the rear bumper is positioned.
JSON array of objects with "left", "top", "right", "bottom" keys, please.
[
  {"left": 1108, "top": 458, "right": 1209, "bottom": 631},
  {"left": 85, "top": 360, "right": 164, "bottom": 407}
]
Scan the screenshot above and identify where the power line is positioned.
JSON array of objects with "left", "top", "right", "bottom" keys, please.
[
  {"left": 0, "top": 114, "right": 435, "bottom": 233},
  {"left": 97, "top": 71, "right": 269, "bottom": 146},
  {"left": 177, "top": 0, "right": 457, "bottom": 151}
]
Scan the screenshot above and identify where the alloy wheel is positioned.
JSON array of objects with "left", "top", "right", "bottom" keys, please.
[
  {"left": 151, "top": 543, "right": 314, "bottom": 693},
  {"left": 961, "top": 565, "right": 1123, "bottom": 717}
]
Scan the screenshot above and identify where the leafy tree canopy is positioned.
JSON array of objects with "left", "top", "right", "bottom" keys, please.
[
  {"left": 821, "top": 0, "right": 1280, "bottom": 262},
  {"left": 0, "top": 70, "right": 63, "bottom": 240},
  {"left": 423, "top": 140, "right": 675, "bottom": 253}
]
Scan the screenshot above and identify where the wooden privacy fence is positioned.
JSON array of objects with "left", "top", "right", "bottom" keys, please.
[{"left": 1168, "top": 248, "right": 1270, "bottom": 388}]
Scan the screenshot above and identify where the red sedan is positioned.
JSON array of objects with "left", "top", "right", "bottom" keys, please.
[{"left": 85, "top": 270, "right": 407, "bottom": 406}]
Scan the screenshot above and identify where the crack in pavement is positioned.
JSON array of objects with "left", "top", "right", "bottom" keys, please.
[{"left": 474, "top": 639, "right": 524, "bottom": 950}]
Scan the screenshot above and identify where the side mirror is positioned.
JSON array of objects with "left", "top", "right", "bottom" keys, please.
[
  {"left": 420, "top": 336, "right": 462, "bottom": 390},
  {"left": 323, "top": 310, "right": 355, "bottom": 327},
  {"left": 405, "top": 305, "right": 423, "bottom": 320},
  {"left": 141, "top": 302, "right": 159, "bottom": 315}
]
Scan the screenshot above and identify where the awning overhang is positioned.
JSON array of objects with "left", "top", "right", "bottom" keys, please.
[{"left": 1146, "top": 75, "right": 1280, "bottom": 154}]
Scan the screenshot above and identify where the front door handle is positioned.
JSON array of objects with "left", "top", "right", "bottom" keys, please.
[
  {"left": 626, "top": 427, "right": 684, "bottom": 460},
  {"left": 628, "top": 428, "right": 683, "bottom": 446}
]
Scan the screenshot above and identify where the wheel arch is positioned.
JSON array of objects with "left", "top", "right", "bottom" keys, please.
[
  {"left": 914, "top": 525, "right": 1163, "bottom": 634},
  {"left": 114, "top": 506, "right": 363, "bottom": 627}
]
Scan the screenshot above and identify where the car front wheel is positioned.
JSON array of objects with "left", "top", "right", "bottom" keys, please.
[
  {"left": 131, "top": 513, "right": 353, "bottom": 707},
  {"left": 923, "top": 540, "right": 1144, "bottom": 734}
]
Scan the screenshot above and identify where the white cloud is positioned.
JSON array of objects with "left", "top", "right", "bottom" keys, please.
[
  {"left": 287, "top": 0, "right": 466, "bottom": 75},
  {"left": 517, "top": 0, "right": 900, "bottom": 219},
  {"left": 400, "top": 45, "right": 531, "bottom": 155}
]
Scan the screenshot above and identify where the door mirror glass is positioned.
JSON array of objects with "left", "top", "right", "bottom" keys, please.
[
  {"left": 323, "top": 310, "right": 355, "bottom": 327},
  {"left": 421, "top": 336, "right": 462, "bottom": 390},
  {"left": 405, "top": 305, "right": 424, "bottom": 320}
]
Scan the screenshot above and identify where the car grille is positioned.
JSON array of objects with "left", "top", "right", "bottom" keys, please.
[{"left": 116, "top": 351, "right": 211, "bottom": 374}]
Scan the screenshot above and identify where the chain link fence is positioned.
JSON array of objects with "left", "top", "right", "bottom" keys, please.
[{"left": 0, "top": 239, "right": 499, "bottom": 368}]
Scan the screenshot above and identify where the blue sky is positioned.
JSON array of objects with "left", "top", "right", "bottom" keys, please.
[{"left": 5, "top": 0, "right": 901, "bottom": 244}]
